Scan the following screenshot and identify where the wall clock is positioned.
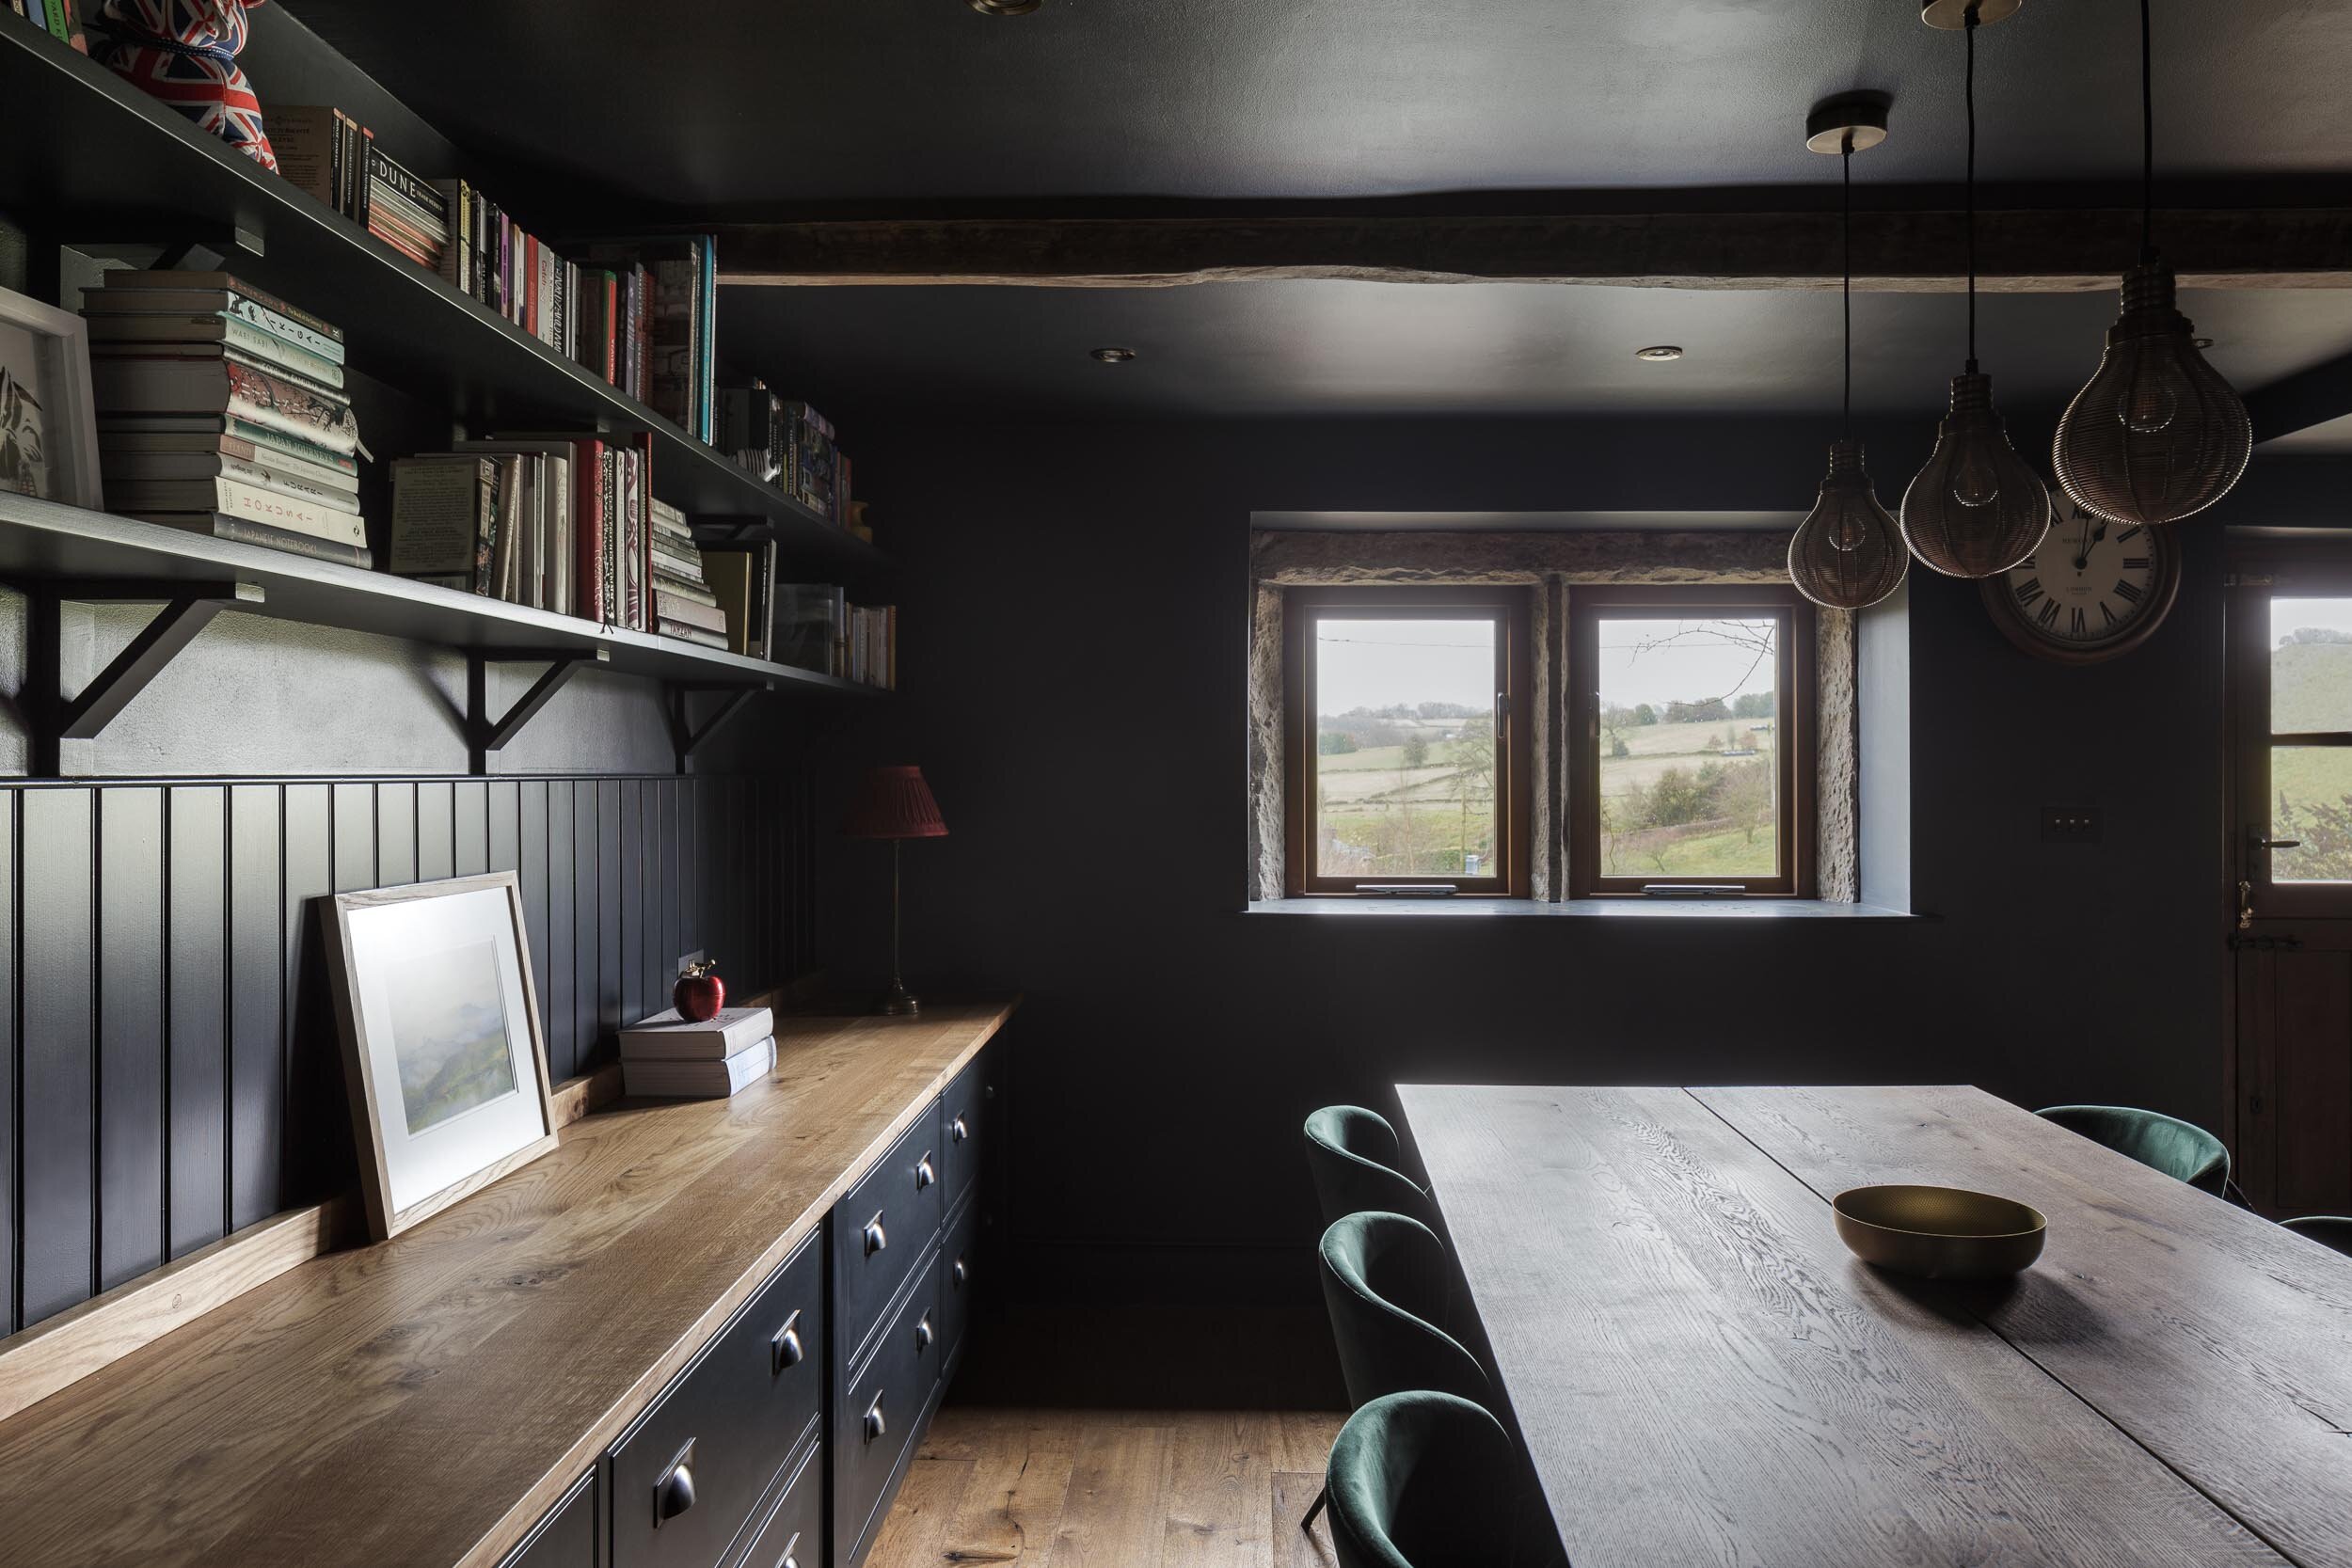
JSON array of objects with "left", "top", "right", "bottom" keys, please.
[{"left": 1980, "top": 503, "right": 2182, "bottom": 663}]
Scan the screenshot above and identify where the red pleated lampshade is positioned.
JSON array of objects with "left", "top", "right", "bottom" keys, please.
[{"left": 842, "top": 766, "right": 948, "bottom": 840}]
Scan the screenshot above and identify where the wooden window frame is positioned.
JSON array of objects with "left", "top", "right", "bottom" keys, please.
[
  {"left": 1283, "top": 585, "right": 1534, "bottom": 897},
  {"left": 2227, "top": 545, "right": 2352, "bottom": 922},
  {"left": 1567, "top": 584, "right": 1817, "bottom": 899}
]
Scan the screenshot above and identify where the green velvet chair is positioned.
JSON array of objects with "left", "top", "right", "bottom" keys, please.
[
  {"left": 2281, "top": 1215, "right": 2352, "bottom": 1258},
  {"left": 1317, "top": 1212, "right": 1492, "bottom": 1413},
  {"left": 2035, "top": 1104, "right": 2231, "bottom": 1196},
  {"left": 1306, "top": 1105, "right": 1439, "bottom": 1232},
  {"left": 1326, "top": 1391, "right": 1531, "bottom": 1568}
]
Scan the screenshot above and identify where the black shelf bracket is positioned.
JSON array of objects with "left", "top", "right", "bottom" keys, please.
[
  {"left": 666, "top": 683, "right": 766, "bottom": 773},
  {"left": 466, "top": 647, "right": 610, "bottom": 773},
  {"left": 25, "top": 578, "right": 262, "bottom": 776}
]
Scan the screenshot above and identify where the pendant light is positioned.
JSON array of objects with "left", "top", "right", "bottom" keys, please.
[
  {"left": 1899, "top": 4, "right": 2051, "bottom": 580},
  {"left": 2051, "top": 0, "right": 2250, "bottom": 525},
  {"left": 1788, "top": 98, "right": 1907, "bottom": 611}
]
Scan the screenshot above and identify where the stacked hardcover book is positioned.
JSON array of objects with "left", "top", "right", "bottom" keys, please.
[
  {"left": 847, "top": 604, "right": 898, "bottom": 689},
  {"left": 717, "top": 386, "right": 852, "bottom": 526},
  {"left": 650, "top": 499, "right": 724, "bottom": 648},
  {"left": 388, "top": 431, "right": 654, "bottom": 627},
  {"left": 82, "top": 270, "right": 370, "bottom": 566},
  {"left": 618, "top": 1005, "right": 776, "bottom": 1099},
  {"left": 702, "top": 539, "right": 778, "bottom": 658}
]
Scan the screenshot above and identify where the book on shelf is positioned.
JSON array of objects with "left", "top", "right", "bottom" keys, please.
[
  {"left": 82, "top": 310, "right": 344, "bottom": 384},
  {"left": 485, "top": 432, "right": 613, "bottom": 626},
  {"left": 620, "top": 1006, "right": 777, "bottom": 1061},
  {"left": 455, "top": 440, "right": 574, "bottom": 615},
  {"left": 701, "top": 540, "right": 779, "bottom": 659},
  {"left": 97, "top": 419, "right": 361, "bottom": 476},
  {"left": 88, "top": 272, "right": 344, "bottom": 357},
  {"left": 15, "top": 0, "right": 88, "bottom": 51},
  {"left": 104, "top": 474, "right": 364, "bottom": 539},
  {"left": 129, "top": 512, "right": 373, "bottom": 569},
  {"left": 622, "top": 1035, "right": 774, "bottom": 1100},
  {"left": 771, "top": 582, "right": 845, "bottom": 675},
  {"left": 388, "top": 454, "right": 499, "bottom": 588},
  {"left": 270, "top": 106, "right": 368, "bottom": 224},
  {"left": 101, "top": 444, "right": 358, "bottom": 497},
  {"left": 89, "top": 354, "right": 362, "bottom": 456},
  {"left": 87, "top": 330, "right": 344, "bottom": 392},
  {"left": 846, "top": 603, "right": 898, "bottom": 689}
]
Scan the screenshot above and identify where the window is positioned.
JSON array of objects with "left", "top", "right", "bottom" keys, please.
[
  {"left": 1283, "top": 586, "right": 1533, "bottom": 895},
  {"left": 1568, "top": 585, "right": 1816, "bottom": 898},
  {"left": 2228, "top": 547, "right": 2352, "bottom": 918}
]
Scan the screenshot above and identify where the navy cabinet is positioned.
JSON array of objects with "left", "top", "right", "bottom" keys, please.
[{"left": 501, "top": 1469, "right": 600, "bottom": 1568}]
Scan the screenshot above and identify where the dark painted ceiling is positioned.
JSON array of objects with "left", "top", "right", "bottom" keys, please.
[
  {"left": 292, "top": 0, "right": 2350, "bottom": 209},
  {"left": 723, "top": 281, "right": 2352, "bottom": 430},
  {"left": 278, "top": 0, "right": 2352, "bottom": 444}
]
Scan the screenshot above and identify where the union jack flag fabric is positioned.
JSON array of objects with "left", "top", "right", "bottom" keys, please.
[{"left": 97, "top": 0, "right": 278, "bottom": 173}]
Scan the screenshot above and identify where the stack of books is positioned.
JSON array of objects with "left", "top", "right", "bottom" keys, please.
[
  {"left": 273, "top": 108, "right": 449, "bottom": 276},
  {"left": 389, "top": 432, "right": 653, "bottom": 627},
  {"left": 81, "top": 270, "right": 370, "bottom": 566},
  {"left": 650, "top": 499, "right": 724, "bottom": 648},
  {"left": 10, "top": 0, "right": 87, "bottom": 50},
  {"left": 719, "top": 388, "right": 853, "bottom": 525},
  {"left": 702, "top": 539, "right": 778, "bottom": 658},
  {"left": 619, "top": 1005, "right": 776, "bottom": 1099}
]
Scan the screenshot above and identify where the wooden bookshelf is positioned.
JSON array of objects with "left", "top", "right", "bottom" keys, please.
[
  {"left": 0, "top": 24, "right": 889, "bottom": 585},
  {"left": 0, "top": 491, "right": 882, "bottom": 697}
]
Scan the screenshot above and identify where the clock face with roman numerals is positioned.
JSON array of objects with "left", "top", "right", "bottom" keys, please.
[{"left": 1980, "top": 502, "right": 2183, "bottom": 663}]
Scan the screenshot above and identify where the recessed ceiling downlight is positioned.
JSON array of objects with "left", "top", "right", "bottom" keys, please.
[
  {"left": 1635, "top": 345, "right": 1684, "bottom": 362},
  {"left": 1090, "top": 346, "right": 1137, "bottom": 363},
  {"left": 968, "top": 0, "right": 1041, "bottom": 13}
]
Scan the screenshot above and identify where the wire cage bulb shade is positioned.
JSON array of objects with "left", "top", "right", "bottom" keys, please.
[
  {"left": 1900, "top": 371, "right": 2052, "bottom": 578},
  {"left": 1789, "top": 440, "right": 1909, "bottom": 610},
  {"left": 841, "top": 765, "right": 949, "bottom": 839},
  {"left": 2052, "top": 258, "right": 2251, "bottom": 526}
]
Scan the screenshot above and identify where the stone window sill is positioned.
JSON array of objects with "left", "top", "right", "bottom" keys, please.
[{"left": 1243, "top": 897, "right": 1922, "bottom": 921}]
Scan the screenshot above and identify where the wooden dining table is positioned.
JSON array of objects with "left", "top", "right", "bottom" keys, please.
[{"left": 1396, "top": 1084, "right": 2352, "bottom": 1568}]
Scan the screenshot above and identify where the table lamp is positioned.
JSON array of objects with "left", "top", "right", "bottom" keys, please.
[{"left": 841, "top": 766, "right": 947, "bottom": 1016}]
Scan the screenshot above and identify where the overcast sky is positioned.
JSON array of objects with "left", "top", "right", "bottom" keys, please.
[{"left": 1313, "top": 616, "right": 1777, "bottom": 716}]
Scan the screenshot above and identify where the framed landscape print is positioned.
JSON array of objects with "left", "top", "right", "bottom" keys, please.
[
  {"left": 323, "top": 871, "right": 559, "bottom": 1241},
  {"left": 0, "top": 285, "right": 102, "bottom": 509}
]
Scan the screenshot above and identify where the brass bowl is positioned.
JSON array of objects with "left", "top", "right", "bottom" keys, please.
[{"left": 1833, "top": 1184, "right": 2047, "bottom": 1280}]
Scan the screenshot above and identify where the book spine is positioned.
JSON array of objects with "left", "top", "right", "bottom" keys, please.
[
  {"left": 574, "top": 438, "right": 607, "bottom": 625},
  {"left": 389, "top": 458, "right": 492, "bottom": 576},
  {"left": 365, "top": 143, "right": 449, "bottom": 228},
  {"left": 199, "top": 476, "right": 368, "bottom": 545},
  {"left": 222, "top": 418, "right": 358, "bottom": 473},
  {"left": 600, "top": 450, "right": 619, "bottom": 626},
  {"left": 140, "top": 513, "right": 372, "bottom": 568},
  {"left": 214, "top": 456, "right": 362, "bottom": 512}
]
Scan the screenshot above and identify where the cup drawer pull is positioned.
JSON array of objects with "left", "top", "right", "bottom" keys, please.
[
  {"left": 914, "top": 1154, "right": 936, "bottom": 1192},
  {"left": 952, "top": 1255, "right": 969, "bottom": 1288},
  {"left": 864, "top": 1393, "right": 888, "bottom": 1443},
  {"left": 863, "top": 1213, "right": 887, "bottom": 1257},
  {"left": 915, "top": 1312, "right": 934, "bottom": 1350},
  {"left": 655, "top": 1441, "right": 697, "bottom": 1527},
  {"left": 950, "top": 1115, "right": 969, "bottom": 1144},
  {"left": 771, "top": 1308, "right": 804, "bottom": 1374}
]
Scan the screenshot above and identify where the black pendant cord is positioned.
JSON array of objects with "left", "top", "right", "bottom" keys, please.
[
  {"left": 2140, "top": 0, "right": 2156, "bottom": 261},
  {"left": 1842, "top": 139, "right": 1853, "bottom": 439},
  {"left": 1963, "top": 11, "right": 1979, "bottom": 373}
]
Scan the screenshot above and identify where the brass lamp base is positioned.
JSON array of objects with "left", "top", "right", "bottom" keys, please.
[{"left": 876, "top": 984, "right": 921, "bottom": 1017}]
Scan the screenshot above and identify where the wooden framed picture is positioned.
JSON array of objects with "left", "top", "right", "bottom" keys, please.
[
  {"left": 322, "top": 871, "right": 559, "bottom": 1241},
  {"left": 0, "top": 284, "right": 103, "bottom": 509}
]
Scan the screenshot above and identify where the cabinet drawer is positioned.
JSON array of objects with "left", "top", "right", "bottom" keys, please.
[
  {"left": 834, "top": 1254, "right": 944, "bottom": 1563},
  {"left": 729, "top": 1429, "right": 822, "bottom": 1568},
  {"left": 940, "top": 1050, "right": 990, "bottom": 1216},
  {"left": 500, "top": 1467, "right": 598, "bottom": 1568},
  {"left": 609, "top": 1231, "right": 825, "bottom": 1568},
  {"left": 939, "top": 1192, "right": 982, "bottom": 1371},
  {"left": 833, "top": 1109, "right": 945, "bottom": 1370}
]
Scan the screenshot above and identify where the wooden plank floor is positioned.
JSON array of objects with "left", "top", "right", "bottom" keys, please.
[{"left": 865, "top": 1406, "right": 1346, "bottom": 1568}]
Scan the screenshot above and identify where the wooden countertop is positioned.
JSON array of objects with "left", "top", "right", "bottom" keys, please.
[{"left": 0, "top": 1000, "right": 1017, "bottom": 1568}]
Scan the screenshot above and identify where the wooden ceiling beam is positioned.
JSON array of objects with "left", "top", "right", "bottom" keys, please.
[{"left": 712, "top": 209, "right": 2352, "bottom": 292}]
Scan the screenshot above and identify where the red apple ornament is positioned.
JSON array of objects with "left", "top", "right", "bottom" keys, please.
[{"left": 674, "top": 958, "right": 724, "bottom": 1022}]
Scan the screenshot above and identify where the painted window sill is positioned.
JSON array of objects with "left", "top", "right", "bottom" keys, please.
[{"left": 1244, "top": 897, "right": 1922, "bottom": 921}]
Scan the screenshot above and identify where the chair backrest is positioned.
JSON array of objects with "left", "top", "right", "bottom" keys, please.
[
  {"left": 1327, "top": 1390, "right": 1521, "bottom": 1568},
  {"left": 1306, "top": 1105, "right": 1438, "bottom": 1231},
  {"left": 2035, "top": 1104, "right": 2231, "bottom": 1195},
  {"left": 1318, "top": 1212, "right": 1490, "bottom": 1412},
  {"left": 2280, "top": 1215, "right": 2352, "bottom": 1258}
]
